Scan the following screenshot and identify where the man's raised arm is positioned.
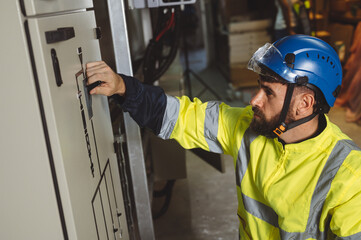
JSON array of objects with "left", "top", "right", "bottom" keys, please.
[{"left": 86, "top": 61, "right": 167, "bottom": 135}]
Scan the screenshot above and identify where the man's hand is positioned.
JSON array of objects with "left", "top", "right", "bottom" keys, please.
[{"left": 86, "top": 61, "right": 125, "bottom": 96}]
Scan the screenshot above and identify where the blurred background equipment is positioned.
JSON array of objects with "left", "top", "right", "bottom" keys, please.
[
  {"left": 129, "top": 0, "right": 197, "bottom": 8},
  {"left": 143, "top": 6, "right": 182, "bottom": 84}
]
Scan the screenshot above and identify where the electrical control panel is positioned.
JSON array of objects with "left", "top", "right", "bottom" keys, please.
[{"left": 1, "top": 1, "right": 132, "bottom": 239}]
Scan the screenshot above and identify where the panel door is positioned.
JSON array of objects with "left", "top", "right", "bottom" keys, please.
[
  {"left": 27, "top": 10, "right": 128, "bottom": 240},
  {"left": 21, "top": 0, "right": 93, "bottom": 16},
  {"left": 1, "top": 2, "right": 65, "bottom": 239}
]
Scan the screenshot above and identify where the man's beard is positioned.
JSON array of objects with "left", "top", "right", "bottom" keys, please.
[{"left": 250, "top": 107, "right": 296, "bottom": 138}]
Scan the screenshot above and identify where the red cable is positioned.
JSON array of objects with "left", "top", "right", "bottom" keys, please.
[{"left": 155, "top": 11, "right": 175, "bottom": 42}]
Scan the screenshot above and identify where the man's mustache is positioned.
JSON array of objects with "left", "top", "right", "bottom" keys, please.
[{"left": 252, "top": 107, "right": 265, "bottom": 119}]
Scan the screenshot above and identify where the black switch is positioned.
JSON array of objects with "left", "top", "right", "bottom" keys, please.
[
  {"left": 45, "top": 27, "right": 75, "bottom": 44},
  {"left": 94, "top": 27, "right": 102, "bottom": 39},
  {"left": 51, "top": 49, "right": 63, "bottom": 87}
]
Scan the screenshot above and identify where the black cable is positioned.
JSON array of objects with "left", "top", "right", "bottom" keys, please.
[
  {"left": 152, "top": 180, "right": 176, "bottom": 219},
  {"left": 143, "top": 7, "right": 182, "bottom": 84}
]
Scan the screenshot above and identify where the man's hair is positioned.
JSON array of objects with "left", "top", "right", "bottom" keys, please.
[{"left": 259, "top": 74, "right": 287, "bottom": 84}]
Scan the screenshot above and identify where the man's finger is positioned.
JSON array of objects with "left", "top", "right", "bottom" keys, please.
[
  {"left": 89, "top": 88, "right": 97, "bottom": 95},
  {"left": 86, "top": 63, "right": 107, "bottom": 73},
  {"left": 86, "top": 65, "right": 104, "bottom": 77},
  {"left": 86, "top": 61, "right": 105, "bottom": 69},
  {"left": 86, "top": 64, "right": 112, "bottom": 78},
  {"left": 89, "top": 85, "right": 110, "bottom": 96}
]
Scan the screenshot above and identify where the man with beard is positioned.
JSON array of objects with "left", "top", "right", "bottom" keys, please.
[{"left": 86, "top": 35, "right": 361, "bottom": 239}]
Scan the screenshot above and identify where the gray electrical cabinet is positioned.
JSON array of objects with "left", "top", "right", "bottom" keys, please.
[{"left": 1, "top": 1, "right": 132, "bottom": 239}]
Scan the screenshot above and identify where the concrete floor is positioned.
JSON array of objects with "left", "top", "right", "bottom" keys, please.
[
  {"left": 151, "top": 51, "right": 361, "bottom": 240},
  {"left": 153, "top": 152, "right": 239, "bottom": 240}
]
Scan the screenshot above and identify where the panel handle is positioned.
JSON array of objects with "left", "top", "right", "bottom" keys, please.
[{"left": 45, "top": 27, "right": 75, "bottom": 44}]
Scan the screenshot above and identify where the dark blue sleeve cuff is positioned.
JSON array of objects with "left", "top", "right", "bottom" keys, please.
[{"left": 111, "top": 74, "right": 167, "bottom": 135}]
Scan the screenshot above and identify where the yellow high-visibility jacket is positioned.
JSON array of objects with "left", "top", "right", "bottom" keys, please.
[{"left": 158, "top": 95, "right": 361, "bottom": 240}]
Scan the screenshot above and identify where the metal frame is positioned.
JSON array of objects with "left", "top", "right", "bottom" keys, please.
[
  {"left": 129, "top": 0, "right": 196, "bottom": 9},
  {"left": 105, "top": 0, "right": 155, "bottom": 239}
]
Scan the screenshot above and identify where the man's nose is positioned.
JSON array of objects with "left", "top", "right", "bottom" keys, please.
[{"left": 250, "top": 90, "right": 264, "bottom": 108}]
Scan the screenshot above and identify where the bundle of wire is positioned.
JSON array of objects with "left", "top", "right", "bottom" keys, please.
[{"left": 143, "top": 6, "right": 181, "bottom": 84}]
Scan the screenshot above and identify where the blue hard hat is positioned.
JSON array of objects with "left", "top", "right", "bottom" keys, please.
[{"left": 248, "top": 35, "right": 342, "bottom": 107}]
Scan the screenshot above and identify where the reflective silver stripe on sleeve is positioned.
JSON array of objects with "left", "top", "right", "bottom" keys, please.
[
  {"left": 237, "top": 138, "right": 360, "bottom": 239},
  {"left": 336, "top": 231, "right": 361, "bottom": 240},
  {"left": 204, "top": 101, "right": 223, "bottom": 153},
  {"left": 158, "top": 95, "right": 180, "bottom": 140},
  {"left": 236, "top": 128, "right": 258, "bottom": 187}
]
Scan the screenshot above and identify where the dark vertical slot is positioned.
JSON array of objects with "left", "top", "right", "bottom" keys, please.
[
  {"left": 50, "top": 48, "right": 63, "bottom": 87},
  {"left": 19, "top": 0, "right": 27, "bottom": 16},
  {"left": 24, "top": 20, "right": 68, "bottom": 239},
  {"left": 115, "top": 139, "right": 135, "bottom": 236},
  {"left": 75, "top": 70, "right": 94, "bottom": 177}
]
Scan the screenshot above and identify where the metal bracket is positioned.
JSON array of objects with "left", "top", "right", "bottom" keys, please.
[{"left": 129, "top": 0, "right": 196, "bottom": 9}]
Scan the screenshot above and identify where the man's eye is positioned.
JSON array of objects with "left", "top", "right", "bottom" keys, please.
[{"left": 265, "top": 89, "right": 273, "bottom": 96}]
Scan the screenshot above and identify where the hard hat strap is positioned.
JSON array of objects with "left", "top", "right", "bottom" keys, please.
[
  {"left": 273, "top": 83, "right": 319, "bottom": 137},
  {"left": 287, "top": 112, "right": 318, "bottom": 130},
  {"left": 273, "top": 83, "right": 295, "bottom": 136}
]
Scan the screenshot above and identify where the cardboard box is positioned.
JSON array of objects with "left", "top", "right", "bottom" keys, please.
[
  {"left": 228, "top": 30, "right": 269, "bottom": 45},
  {"left": 229, "top": 19, "right": 272, "bottom": 33},
  {"left": 229, "top": 31, "right": 271, "bottom": 64},
  {"left": 227, "top": 19, "right": 272, "bottom": 64}
]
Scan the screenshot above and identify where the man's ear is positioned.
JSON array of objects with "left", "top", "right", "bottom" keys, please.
[{"left": 296, "top": 93, "right": 315, "bottom": 116}]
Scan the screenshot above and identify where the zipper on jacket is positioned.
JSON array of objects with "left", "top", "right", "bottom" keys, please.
[{"left": 263, "top": 148, "right": 288, "bottom": 196}]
